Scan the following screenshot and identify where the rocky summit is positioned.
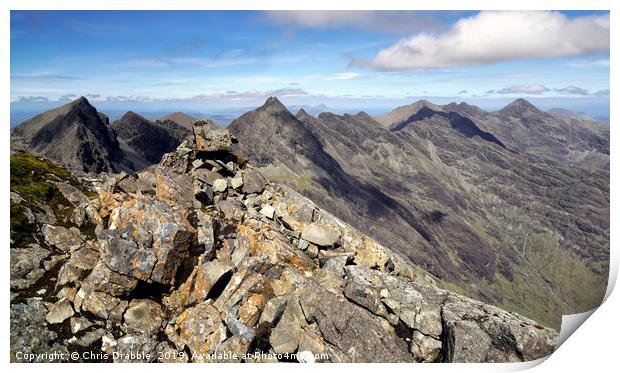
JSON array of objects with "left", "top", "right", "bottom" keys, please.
[{"left": 10, "top": 123, "right": 558, "bottom": 363}]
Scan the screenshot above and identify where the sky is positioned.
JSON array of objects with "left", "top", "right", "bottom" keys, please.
[{"left": 10, "top": 10, "right": 610, "bottom": 123}]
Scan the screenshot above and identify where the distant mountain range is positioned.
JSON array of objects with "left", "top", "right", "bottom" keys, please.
[
  {"left": 10, "top": 96, "right": 609, "bottom": 329},
  {"left": 10, "top": 97, "right": 190, "bottom": 173},
  {"left": 229, "top": 97, "right": 609, "bottom": 328}
]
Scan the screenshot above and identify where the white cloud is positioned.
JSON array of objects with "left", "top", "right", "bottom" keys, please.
[
  {"left": 497, "top": 85, "right": 550, "bottom": 95},
  {"left": 554, "top": 86, "right": 589, "bottom": 95},
  {"left": 119, "top": 55, "right": 257, "bottom": 69},
  {"left": 190, "top": 88, "right": 318, "bottom": 102},
  {"left": 301, "top": 72, "right": 365, "bottom": 81},
  {"left": 263, "top": 11, "right": 445, "bottom": 34},
  {"left": 353, "top": 11, "right": 609, "bottom": 70},
  {"left": 592, "top": 89, "right": 610, "bottom": 97},
  {"left": 58, "top": 94, "right": 78, "bottom": 102},
  {"left": 14, "top": 96, "right": 50, "bottom": 102},
  {"left": 567, "top": 59, "right": 610, "bottom": 68}
]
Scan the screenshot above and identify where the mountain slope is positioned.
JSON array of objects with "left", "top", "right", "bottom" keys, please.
[
  {"left": 378, "top": 99, "right": 609, "bottom": 169},
  {"left": 110, "top": 111, "right": 190, "bottom": 168},
  {"left": 159, "top": 112, "right": 198, "bottom": 130},
  {"left": 10, "top": 126, "right": 558, "bottom": 362},
  {"left": 230, "top": 97, "right": 609, "bottom": 328},
  {"left": 10, "top": 97, "right": 124, "bottom": 173}
]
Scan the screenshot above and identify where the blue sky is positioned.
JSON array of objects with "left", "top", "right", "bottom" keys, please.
[{"left": 10, "top": 10, "right": 610, "bottom": 121}]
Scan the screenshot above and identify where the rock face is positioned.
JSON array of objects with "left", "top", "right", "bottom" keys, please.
[
  {"left": 230, "top": 97, "right": 609, "bottom": 329},
  {"left": 10, "top": 123, "right": 558, "bottom": 363}
]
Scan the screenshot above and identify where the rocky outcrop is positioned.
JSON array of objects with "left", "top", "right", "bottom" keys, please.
[{"left": 10, "top": 124, "right": 558, "bottom": 363}]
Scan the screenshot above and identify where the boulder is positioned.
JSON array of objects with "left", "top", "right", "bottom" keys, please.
[
  {"left": 301, "top": 223, "right": 340, "bottom": 247},
  {"left": 106, "top": 196, "right": 196, "bottom": 284},
  {"left": 212, "top": 178, "right": 228, "bottom": 193},
  {"left": 259, "top": 204, "right": 275, "bottom": 219},
  {"left": 242, "top": 169, "right": 264, "bottom": 194},
  {"left": 297, "top": 280, "right": 414, "bottom": 363},
  {"left": 168, "top": 302, "right": 228, "bottom": 362},
  {"left": 189, "top": 260, "right": 232, "bottom": 304},
  {"left": 124, "top": 299, "right": 164, "bottom": 335},
  {"left": 194, "top": 126, "right": 233, "bottom": 153},
  {"left": 98, "top": 229, "right": 157, "bottom": 282},
  {"left": 41, "top": 224, "right": 84, "bottom": 252},
  {"left": 45, "top": 297, "right": 75, "bottom": 324}
]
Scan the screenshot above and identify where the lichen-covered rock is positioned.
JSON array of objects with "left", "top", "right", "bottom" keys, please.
[
  {"left": 124, "top": 299, "right": 163, "bottom": 335},
  {"left": 194, "top": 125, "right": 233, "bottom": 153},
  {"left": 297, "top": 280, "right": 414, "bottom": 363},
  {"left": 105, "top": 196, "right": 196, "bottom": 284},
  {"left": 41, "top": 224, "right": 84, "bottom": 252},
  {"left": 11, "top": 299, "right": 69, "bottom": 362},
  {"left": 168, "top": 302, "right": 228, "bottom": 362},
  {"left": 57, "top": 245, "right": 100, "bottom": 286},
  {"left": 10, "top": 244, "right": 51, "bottom": 289}
]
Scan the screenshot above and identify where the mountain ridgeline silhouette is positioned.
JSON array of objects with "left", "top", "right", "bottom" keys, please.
[{"left": 10, "top": 96, "right": 609, "bottom": 330}]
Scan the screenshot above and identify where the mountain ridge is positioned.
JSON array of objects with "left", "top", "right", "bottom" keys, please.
[
  {"left": 10, "top": 96, "right": 610, "bottom": 330},
  {"left": 10, "top": 122, "right": 559, "bottom": 362}
]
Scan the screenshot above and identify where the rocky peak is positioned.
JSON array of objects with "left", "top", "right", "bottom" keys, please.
[
  {"left": 498, "top": 98, "right": 545, "bottom": 118},
  {"left": 117, "top": 111, "right": 148, "bottom": 125},
  {"left": 295, "top": 108, "right": 312, "bottom": 122},
  {"left": 261, "top": 96, "right": 288, "bottom": 113},
  {"left": 10, "top": 96, "right": 123, "bottom": 174}
]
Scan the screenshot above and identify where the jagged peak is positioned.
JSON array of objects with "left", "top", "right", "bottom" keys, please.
[
  {"left": 295, "top": 108, "right": 313, "bottom": 122},
  {"left": 499, "top": 98, "right": 542, "bottom": 114},
  {"left": 260, "top": 96, "right": 288, "bottom": 112},
  {"left": 60, "top": 95, "right": 95, "bottom": 112}
]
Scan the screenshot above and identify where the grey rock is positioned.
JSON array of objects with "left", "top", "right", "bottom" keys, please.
[
  {"left": 259, "top": 204, "right": 275, "bottom": 219},
  {"left": 124, "top": 299, "right": 163, "bottom": 335},
  {"left": 270, "top": 294, "right": 307, "bottom": 354},
  {"left": 259, "top": 296, "right": 287, "bottom": 326},
  {"left": 230, "top": 175, "right": 243, "bottom": 189},
  {"left": 70, "top": 316, "right": 95, "bottom": 334},
  {"left": 112, "top": 334, "right": 159, "bottom": 363},
  {"left": 301, "top": 223, "right": 340, "bottom": 247},
  {"left": 411, "top": 331, "right": 442, "bottom": 362},
  {"left": 298, "top": 280, "right": 414, "bottom": 363},
  {"left": 45, "top": 297, "right": 74, "bottom": 324},
  {"left": 212, "top": 178, "right": 228, "bottom": 193},
  {"left": 226, "top": 317, "right": 255, "bottom": 341},
  {"left": 41, "top": 224, "right": 84, "bottom": 252},
  {"left": 98, "top": 229, "right": 157, "bottom": 282},
  {"left": 194, "top": 126, "right": 233, "bottom": 153},
  {"left": 69, "top": 328, "right": 106, "bottom": 347},
  {"left": 10, "top": 298, "right": 68, "bottom": 362},
  {"left": 57, "top": 246, "right": 99, "bottom": 286},
  {"left": 242, "top": 169, "right": 265, "bottom": 194}
]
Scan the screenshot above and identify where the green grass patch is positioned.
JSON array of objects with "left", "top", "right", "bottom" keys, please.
[
  {"left": 10, "top": 153, "right": 70, "bottom": 204},
  {"left": 10, "top": 201, "right": 37, "bottom": 247}
]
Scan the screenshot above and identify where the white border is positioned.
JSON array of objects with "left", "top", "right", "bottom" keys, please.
[{"left": 2, "top": 1, "right": 616, "bottom": 372}]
